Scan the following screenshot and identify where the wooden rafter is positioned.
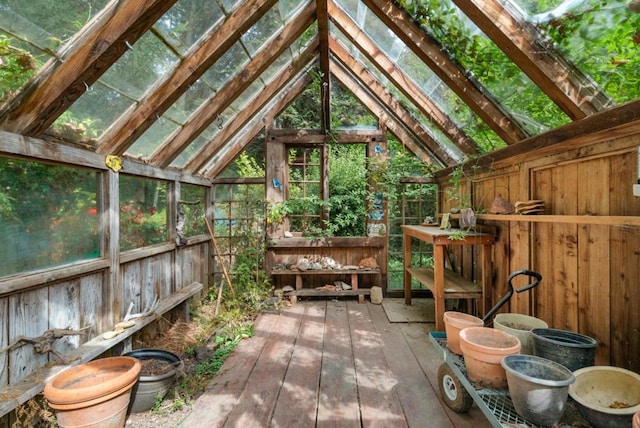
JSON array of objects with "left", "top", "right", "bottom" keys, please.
[
  {"left": 452, "top": 0, "right": 613, "bottom": 120},
  {"left": 329, "top": 40, "right": 454, "bottom": 166},
  {"left": 203, "top": 73, "right": 314, "bottom": 178},
  {"left": 327, "top": 7, "right": 478, "bottom": 156},
  {"left": 183, "top": 48, "right": 318, "bottom": 174},
  {"left": 359, "top": 0, "right": 528, "bottom": 144},
  {"left": 146, "top": 4, "right": 316, "bottom": 167},
  {"left": 96, "top": 0, "right": 279, "bottom": 155},
  {"left": 329, "top": 60, "right": 438, "bottom": 167},
  {"left": 0, "top": 0, "right": 178, "bottom": 136},
  {"left": 317, "top": 0, "right": 331, "bottom": 133}
]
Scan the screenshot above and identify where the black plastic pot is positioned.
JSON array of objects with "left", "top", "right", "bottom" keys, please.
[
  {"left": 531, "top": 328, "right": 598, "bottom": 372},
  {"left": 124, "top": 349, "right": 183, "bottom": 413}
]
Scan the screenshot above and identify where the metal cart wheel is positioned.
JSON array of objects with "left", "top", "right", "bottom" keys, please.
[{"left": 438, "top": 363, "right": 473, "bottom": 413}]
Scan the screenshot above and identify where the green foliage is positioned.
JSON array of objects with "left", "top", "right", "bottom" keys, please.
[
  {"left": 194, "top": 324, "right": 253, "bottom": 376},
  {"left": 0, "top": 35, "right": 36, "bottom": 102},
  {"left": 537, "top": 0, "right": 640, "bottom": 103}
]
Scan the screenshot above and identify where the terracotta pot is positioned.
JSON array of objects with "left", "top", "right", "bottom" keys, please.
[
  {"left": 633, "top": 411, "right": 640, "bottom": 428},
  {"left": 443, "top": 311, "right": 483, "bottom": 355},
  {"left": 459, "top": 327, "right": 520, "bottom": 389},
  {"left": 44, "top": 356, "right": 141, "bottom": 428}
]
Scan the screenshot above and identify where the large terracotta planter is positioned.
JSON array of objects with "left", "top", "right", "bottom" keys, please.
[
  {"left": 44, "top": 356, "right": 141, "bottom": 428},
  {"left": 459, "top": 327, "right": 521, "bottom": 389}
]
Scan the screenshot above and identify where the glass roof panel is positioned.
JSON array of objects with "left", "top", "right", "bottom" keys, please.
[
  {"left": 279, "top": 0, "right": 313, "bottom": 21},
  {"left": 525, "top": 0, "right": 640, "bottom": 104},
  {"left": 164, "top": 79, "right": 216, "bottom": 124},
  {"left": 240, "top": 6, "right": 284, "bottom": 56},
  {"left": 0, "top": 0, "right": 109, "bottom": 101},
  {"left": 199, "top": 41, "right": 250, "bottom": 89},
  {"left": 395, "top": 0, "right": 570, "bottom": 134},
  {"left": 218, "top": 0, "right": 245, "bottom": 14},
  {"left": 152, "top": 0, "right": 225, "bottom": 56},
  {"left": 126, "top": 118, "right": 181, "bottom": 159},
  {"left": 330, "top": 77, "right": 378, "bottom": 130},
  {"left": 170, "top": 109, "right": 235, "bottom": 168},
  {"left": 231, "top": 80, "right": 265, "bottom": 110},
  {"left": 51, "top": 81, "right": 135, "bottom": 144}
]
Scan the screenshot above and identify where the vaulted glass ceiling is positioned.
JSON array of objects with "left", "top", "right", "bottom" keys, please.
[{"left": 1, "top": 0, "right": 638, "bottom": 176}]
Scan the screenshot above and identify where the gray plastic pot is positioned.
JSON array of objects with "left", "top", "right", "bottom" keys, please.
[
  {"left": 531, "top": 328, "right": 598, "bottom": 372},
  {"left": 502, "top": 354, "right": 575, "bottom": 426},
  {"left": 124, "top": 349, "right": 183, "bottom": 413}
]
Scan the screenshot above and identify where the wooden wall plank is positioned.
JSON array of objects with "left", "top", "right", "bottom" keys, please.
[
  {"left": 8, "top": 288, "right": 48, "bottom": 383},
  {"left": 532, "top": 168, "right": 554, "bottom": 325},
  {"left": 79, "top": 273, "right": 104, "bottom": 340},
  {"left": 0, "top": 298, "right": 7, "bottom": 387},
  {"left": 577, "top": 157, "right": 610, "bottom": 364},
  {"left": 49, "top": 280, "right": 81, "bottom": 358}
]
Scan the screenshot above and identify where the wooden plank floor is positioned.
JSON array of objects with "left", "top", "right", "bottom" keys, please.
[{"left": 179, "top": 300, "right": 492, "bottom": 428}]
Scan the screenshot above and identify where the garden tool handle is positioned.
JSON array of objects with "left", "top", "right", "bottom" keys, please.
[
  {"left": 510, "top": 269, "right": 542, "bottom": 293},
  {"left": 483, "top": 269, "right": 542, "bottom": 324}
]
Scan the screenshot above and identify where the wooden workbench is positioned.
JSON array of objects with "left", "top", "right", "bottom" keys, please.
[{"left": 402, "top": 225, "right": 494, "bottom": 331}]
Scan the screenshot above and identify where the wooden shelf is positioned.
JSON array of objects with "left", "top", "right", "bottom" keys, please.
[
  {"left": 467, "top": 213, "right": 640, "bottom": 227},
  {"left": 407, "top": 267, "right": 481, "bottom": 299}
]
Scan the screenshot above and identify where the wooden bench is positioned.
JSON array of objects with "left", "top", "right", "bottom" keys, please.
[
  {"left": 0, "top": 282, "right": 203, "bottom": 419},
  {"left": 270, "top": 269, "right": 380, "bottom": 304}
]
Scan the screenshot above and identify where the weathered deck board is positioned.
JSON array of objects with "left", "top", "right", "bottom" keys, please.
[
  {"left": 346, "top": 301, "right": 407, "bottom": 428},
  {"left": 317, "top": 301, "right": 360, "bottom": 427},
  {"left": 179, "top": 300, "right": 492, "bottom": 428},
  {"left": 271, "top": 301, "right": 325, "bottom": 427}
]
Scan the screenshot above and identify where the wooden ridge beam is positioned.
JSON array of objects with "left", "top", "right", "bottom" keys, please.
[
  {"left": 317, "top": 0, "right": 331, "bottom": 133},
  {"left": 146, "top": 3, "right": 316, "bottom": 168},
  {"left": 359, "top": 0, "right": 528, "bottom": 144},
  {"left": 185, "top": 48, "right": 318, "bottom": 174},
  {"left": 452, "top": 0, "right": 613, "bottom": 119},
  {"left": 95, "top": 0, "right": 280, "bottom": 155},
  {"left": 0, "top": 0, "right": 178, "bottom": 136},
  {"left": 328, "top": 5, "right": 478, "bottom": 156},
  {"left": 329, "top": 59, "right": 438, "bottom": 166},
  {"left": 204, "top": 73, "right": 314, "bottom": 178},
  {"left": 330, "top": 35, "right": 461, "bottom": 165}
]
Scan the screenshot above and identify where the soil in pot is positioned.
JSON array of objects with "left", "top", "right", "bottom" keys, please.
[{"left": 124, "top": 349, "right": 183, "bottom": 413}]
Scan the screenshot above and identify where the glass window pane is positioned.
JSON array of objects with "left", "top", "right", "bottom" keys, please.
[
  {"left": 180, "top": 183, "right": 207, "bottom": 237},
  {"left": 0, "top": 157, "right": 99, "bottom": 276},
  {"left": 241, "top": 6, "right": 283, "bottom": 56},
  {"left": 119, "top": 175, "right": 168, "bottom": 251}
]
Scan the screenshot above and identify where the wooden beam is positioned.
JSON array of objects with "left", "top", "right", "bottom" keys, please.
[
  {"left": 317, "top": 0, "right": 331, "bottom": 133},
  {"left": 0, "top": 130, "right": 210, "bottom": 186},
  {"left": 330, "top": 36, "right": 459, "bottom": 165},
  {"left": 0, "top": 0, "right": 178, "bottom": 136},
  {"left": 328, "top": 7, "right": 479, "bottom": 156},
  {"left": 145, "top": 4, "right": 316, "bottom": 168},
  {"left": 204, "top": 73, "right": 314, "bottom": 178},
  {"left": 185, "top": 49, "right": 318, "bottom": 174},
  {"left": 452, "top": 0, "right": 613, "bottom": 119},
  {"left": 267, "top": 129, "right": 386, "bottom": 144},
  {"left": 359, "top": 0, "right": 528, "bottom": 144},
  {"left": 329, "top": 60, "right": 437, "bottom": 166},
  {"left": 96, "top": 0, "right": 279, "bottom": 155}
]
